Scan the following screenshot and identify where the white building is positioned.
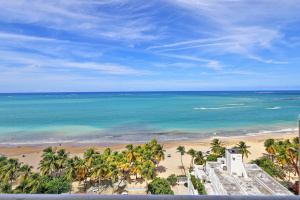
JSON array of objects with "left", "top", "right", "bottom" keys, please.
[{"left": 188, "top": 149, "right": 293, "bottom": 196}]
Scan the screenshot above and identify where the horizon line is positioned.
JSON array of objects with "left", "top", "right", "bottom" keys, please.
[{"left": 1, "top": 89, "right": 300, "bottom": 94}]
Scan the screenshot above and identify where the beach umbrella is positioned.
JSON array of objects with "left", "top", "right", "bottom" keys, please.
[
  {"left": 206, "top": 151, "right": 210, "bottom": 154},
  {"left": 1, "top": 155, "right": 6, "bottom": 157},
  {"left": 154, "top": 161, "right": 157, "bottom": 164},
  {"left": 181, "top": 152, "right": 184, "bottom": 155}
]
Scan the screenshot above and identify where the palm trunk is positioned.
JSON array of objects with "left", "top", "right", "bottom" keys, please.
[
  {"left": 69, "top": 178, "right": 72, "bottom": 194},
  {"left": 98, "top": 176, "right": 101, "bottom": 193},
  {"left": 180, "top": 155, "right": 186, "bottom": 176}
]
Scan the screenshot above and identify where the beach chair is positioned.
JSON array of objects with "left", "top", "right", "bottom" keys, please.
[{"left": 167, "top": 154, "right": 171, "bottom": 157}]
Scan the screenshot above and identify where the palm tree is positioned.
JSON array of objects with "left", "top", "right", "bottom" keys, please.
[
  {"left": 291, "top": 143, "right": 299, "bottom": 166},
  {"left": 293, "top": 137, "right": 299, "bottom": 145},
  {"left": 64, "top": 158, "right": 78, "bottom": 194},
  {"left": 176, "top": 146, "right": 186, "bottom": 176},
  {"left": 84, "top": 147, "right": 100, "bottom": 167},
  {"left": 39, "top": 153, "right": 58, "bottom": 176},
  {"left": 210, "top": 139, "right": 222, "bottom": 155},
  {"left": 0, "top": 182, "right": 13, "bottom": 194},
  {"left": 233, "top": 141, "right": 251, "bottom": 159},
  {"left": 18, "top": 164, "right": 33, "bottom": 193},
  {"left": 150, "top": 138, "right": 158, "bottom": 149},
  {"left": 264, "top": 138, "right": 276, "bottom": 161},
  {"left": 42, "top": 146, "right": 56, "bottom": 156},
  {"left": 141, "top": 160, "right": 156, "bottom": 189},
  {"left": 131, "top": 160, "right": 143, "bottom": 180},
  {"left": 3, "top": 158, "right": 22, "bottom": 182},
  {"left": 56, "top": 149, "right": 69, "bottom": 176},
  {"left": 118, "top": 157, "right": 131, "bottom": 184},
  {"left": 126, "top": 144, "right": 137, "bottom": 163},
  {"left": 187, "top": 149, "right": 196, "bottom": 168},
  {"left": 75, "top": 157, "right": 89, "bottom": 189},
  {"left": 25, "top": 173, "right": 44, "bottom": 194},
  {"left": 107, "top": 163, "right": 121, "bottom": 194},
  {"left": 0, "top": 157, "right": 8, "bottom": 179},
  {"left": 90, "top": 158, "right": 108, "bottom": 193},
  {"left": 276, "top": 149, "right": 292, "bottom": 169},
  {"left": 142, "top": 143, "right": 151, "bottom": 151},
  {"left": 194, "top": 151, "right": 205, "bottom": 165},
  {"left": 103, "top": 148, "right": 112, "bottom": 157},
  {"left": 153, "top": 144, "right": 165, "bottom": 165}
]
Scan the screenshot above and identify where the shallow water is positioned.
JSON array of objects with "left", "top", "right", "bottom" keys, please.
[{"left": 0, "top": 91, "right": 299, "bottom": 146}]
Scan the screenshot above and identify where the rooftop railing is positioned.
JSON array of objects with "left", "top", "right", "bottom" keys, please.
[{"left": 0, "top": 194, "right": 298, "bottom": 200}]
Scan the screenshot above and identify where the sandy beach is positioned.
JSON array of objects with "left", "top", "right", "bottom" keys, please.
[{"left": 0, "top": 132, "right": 298, "bottom": 179}]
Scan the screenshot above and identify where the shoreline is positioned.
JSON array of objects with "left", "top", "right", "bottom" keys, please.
[
  {"left": 0, "top": 132, "right": 297, "bottom": 175},
  {"left": 0, "top": 126, "right": 298, "bottom": 148}
]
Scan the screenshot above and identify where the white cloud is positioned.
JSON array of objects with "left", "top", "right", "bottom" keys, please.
[
  {"left": 65, "top": 62, "right": 154, "bottom": 75},
  {"left": 0, "top": 0, "right": 159, "bottom": 41},
  {"left": 157, "top": 0, "right": 298, "bottom": 63},
  {"left": 0, "top": 50, "right": 155, "bottom": 76},
  {"left": 164, "top": 54, "right": 224, "bottom": 70}
]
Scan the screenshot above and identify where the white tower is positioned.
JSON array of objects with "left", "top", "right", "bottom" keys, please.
[{"left": 225, "top": 149, "right": 244, "bottom": 177}]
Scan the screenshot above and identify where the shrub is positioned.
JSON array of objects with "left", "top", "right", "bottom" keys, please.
[
  {"left": 148, "top": 178, "right": 174, "bottom": 195},
  {"left": 167, "top": 174, "right": 177, "bottom": 186},
  {"left": 45, "top": 175, "right": 70, "bottom": 194},
  {"left": 190, "top": 175, "right": 197, "bottom": 190},
  {"left": 206, "top": 154, "right": 220, "bottom": 162},
  {"left": 197, "top": 178, "right": 207, "bottom": 195}
]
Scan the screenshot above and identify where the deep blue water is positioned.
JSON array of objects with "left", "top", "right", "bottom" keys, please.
[{"left": 0, "top": 91, "right": 299, "bottom": 146}]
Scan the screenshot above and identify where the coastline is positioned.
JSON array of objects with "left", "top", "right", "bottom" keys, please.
[
  {"left": 0, "top": 126, "right": 297, "bottom": 148},
  {"left": 1, "top": 131, "right": 297, "bottom": 178}
]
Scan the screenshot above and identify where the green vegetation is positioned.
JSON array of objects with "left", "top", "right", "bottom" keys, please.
[
  {"left": 176, "top": 146, "right": 186, "bottom": 175},
  {"left": 210, "top": 139, "right": 223, "bottom": 155},
  {"left": 262, "top": 137, "right": 299, "bottom": 180},
  {"left": 190, "top": 174, "right": 207, "bottom": 195},
  {"left": 233, "top": 141, "right": 251, "bottom": 159},
  {"left": 190, "top": 174, "right": 197, "bottom": 189},
  {"left": 206, "top": 154, "right": 221, "bottom": 162},
  {"left": 166, "top": 174, "right": 177, "bottom": 186},
  {"left": 0, "top": 139, "right": 165, "bottom": 194},
  {"left": 197, "top": 178, "right": 207, "bottom": 195},
  {"left": 187, "top": 149, "right": 196, "bottom": 168},
  {"left": 148, "top": 178, "right": 174, "bottom": 195},
  {"left": 252, "top": 157, "right": 286, "bottom": 179}
]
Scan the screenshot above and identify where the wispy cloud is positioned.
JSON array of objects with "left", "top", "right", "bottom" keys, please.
[
  {"left": 156, "top": 0, "right": 298, "bottom": 63},
  {"left": 0, "top": 1, "right": 160, "bottom": 42},
  {"left": 162, "top": 54, "right": 224, "bottom": 70},
  {"left": 0, "top": 50, "right": 155, "bottom": 76},
  {"left": 65, "top": 62, "right": 155, "bottom": 75}
]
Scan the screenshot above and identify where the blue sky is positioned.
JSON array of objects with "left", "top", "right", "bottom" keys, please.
[{"left": 1, "top": 0, "right": 300, "bottom": 92}]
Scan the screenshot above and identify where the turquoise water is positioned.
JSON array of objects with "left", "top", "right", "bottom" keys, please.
[{"left": 0, "top": 91, "right": 299, "bottom": 146}]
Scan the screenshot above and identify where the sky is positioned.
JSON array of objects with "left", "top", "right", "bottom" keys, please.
[{"left": 1, "top": 0, "right": 300, "bottom": 92}]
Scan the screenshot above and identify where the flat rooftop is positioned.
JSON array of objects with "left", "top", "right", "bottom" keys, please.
[
  {"left": 226, "top": 149, "right": 241, "bottom": 154},
  {"left": 200, "top": 162, "right": 293, "bottom": 196}
]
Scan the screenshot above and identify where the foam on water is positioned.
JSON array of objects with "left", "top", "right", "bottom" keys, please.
[{"left": 265, "top": 107, "right": 281, "bottom": 110}]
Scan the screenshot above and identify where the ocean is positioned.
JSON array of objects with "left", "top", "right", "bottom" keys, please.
[{"left": 0, "top": 91, "right": 299, "bottom": 146}]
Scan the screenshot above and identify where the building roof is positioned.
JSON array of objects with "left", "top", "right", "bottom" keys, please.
[
  {"left": 226, "top": 149, "right": 241, "bottom": 154},
  {"left": 195, "top": 161, "right": 293, "bottom": 196}
]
